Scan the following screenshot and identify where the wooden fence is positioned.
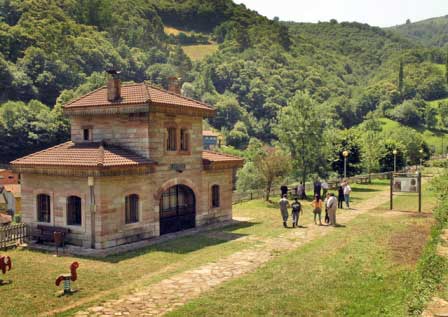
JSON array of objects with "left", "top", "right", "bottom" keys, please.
[
  {"left": 232, "top": 172, "right": 392, "bottom": 205},
  {"left": 0, "top": 223, "right": 28, "bottom": 249}
]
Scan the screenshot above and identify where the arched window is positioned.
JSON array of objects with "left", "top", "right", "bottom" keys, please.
[
  {"left": 167, "top": 127, "right": 177, "bottom": 151},
  {"left": 125, "top": 194, "right": 139, "bottom": 224},
  {"left": 211, "top": 185, "right": 220, "bottom": 208},
  {"left": 37, "top": 194, "right": 51, "bottom": 223},
  {"left": 180, "top": 128, "right": 189, "bottom": 151},
  {"left": 67, "top": 196, "right": 82, "bottom": 226}
]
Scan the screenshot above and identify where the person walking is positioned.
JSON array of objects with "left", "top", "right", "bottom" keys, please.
[
  {"left": 324, "top": 194, "right": 330, "bottom": 224},
  {"left": 279, "top": 194, "right": 290, "bottom": 228},
  {"left": 326, "top": 193, "right": 338, "bottom": 226},
  {"left": 291, "top": 198, "right": 303, "bottom": 228},
  {"left": 343, "top": 181, "right": 352, "bottom": 209},
  {"left": 313, "top": 179, "right": 322, "bottom": 200},
  {"left": 322, "top": 180, "right": 329, "bottom": 198},
  {"left": 311, "top": 194, "right": 323, "bottom": 225},
  {"left": 338, "top": 185, "right": 344, "bottom": 209},
  {"left": 297, "top": 182, "right": 306, "bottom": 200},
  {"left": 280, "top": 184, "right": 288, "bottom": 198}
]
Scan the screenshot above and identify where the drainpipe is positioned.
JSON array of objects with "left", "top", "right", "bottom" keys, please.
[{"left": 88, "top": 177, "right": 96, "bottom": 249}]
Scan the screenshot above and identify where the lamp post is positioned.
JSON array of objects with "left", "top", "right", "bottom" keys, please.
[
  {"left": 393, "top": 149, "right": 398, "bottom": 173},
  {"left": 419, "top": 149, "right": 424, "bottom": 170},
  {"left": 342, "top": 150, "right": 349, "bottom": 179}
]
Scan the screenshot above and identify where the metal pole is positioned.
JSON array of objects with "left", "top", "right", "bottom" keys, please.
[
  {"left": 344, "top": 157, "right": 347, "bottom": 179},
  {"left": 394, "top": 154, "right": 397, "bottom": 173},
  {"left": 418, "top": 172, "right": 422, "bottom": 213},
  {"left": 390, "top": 172, "right": 393, "bottom": 210}
]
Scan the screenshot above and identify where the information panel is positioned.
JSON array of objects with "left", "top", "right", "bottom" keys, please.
[{"left": 393, "top": 176, "right": 418, "bottom": 193}]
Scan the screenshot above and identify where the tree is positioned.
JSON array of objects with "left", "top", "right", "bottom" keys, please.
[
  {"left": 358, "top": 114, "right": 386, "bottom": 175},
  {"left": 424, "top": 106, "right": 437, "bottom": 129},
  {"left": 398, "top": 59, "right": 404, "bottom": 94},
  {"left": 275, "top": 91, "right": 327, "bottom": 184},
  {"left": 253, "top": 146, "right": 291, "bottom": 201}
]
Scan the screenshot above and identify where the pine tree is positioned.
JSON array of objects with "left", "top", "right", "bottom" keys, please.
[{"left": 398, "top": 59, "right": 404, "bottom": 94}]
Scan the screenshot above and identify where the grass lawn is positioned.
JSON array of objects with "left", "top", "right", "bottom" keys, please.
[
  {"left": 182, "top": 44, "right": 219, "bottom": 61},
  {"left": 0, "top": 179, "right": 415, "bottom": 316},
  {"left": 166, "top": 181, "right": 436, "bottom": 317},
  {"left": 379, "top": 117, "right": 448, "bottom": 154}
]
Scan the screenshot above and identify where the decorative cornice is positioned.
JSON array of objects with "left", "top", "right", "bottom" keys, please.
[
  {"left": 11, "top": 165, "right": 154, "bottom": 177},
  {"left": 64, "top": 104, "right": 149, "bottom": 116}
]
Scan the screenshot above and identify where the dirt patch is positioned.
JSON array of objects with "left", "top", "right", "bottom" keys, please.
[{"left": 388, "top": 222, "right": 433, "bottom": 265}]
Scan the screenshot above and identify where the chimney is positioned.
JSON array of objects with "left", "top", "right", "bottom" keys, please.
[
  {"left": 168, "top": 76, "right": 181, "bottom": 94},
  {"left": 106, "top": 70, "right": 121, "bottom": 101}
]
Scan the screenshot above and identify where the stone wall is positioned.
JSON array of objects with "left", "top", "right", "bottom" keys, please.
[
  {"left": 70, "top": 114, "right": 150, "bottom": 158},
  {"left": 21, "top": 166, "right": 234, "bottom": 249}
]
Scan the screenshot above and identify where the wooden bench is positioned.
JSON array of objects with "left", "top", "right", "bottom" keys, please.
[{"left": 35, "top": 225, "right": 70, "bottom": 246}]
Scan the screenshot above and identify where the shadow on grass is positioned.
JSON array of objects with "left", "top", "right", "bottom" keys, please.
[
  {"left": 352, "top": 187, "right": 384, "bottom": 193},
  {"left": 20, "top": 220, "right": 259, "bottom": 264}
]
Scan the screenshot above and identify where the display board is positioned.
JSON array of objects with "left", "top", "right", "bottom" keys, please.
[{"left": 392, "top": 176, "right": 419, "bottom": 193}]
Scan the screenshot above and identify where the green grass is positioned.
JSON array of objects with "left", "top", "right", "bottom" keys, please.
[
  {"left": 182, "top": 44, "right": 219, "bottom": 61},
  {"left": 168, "top": 210, "right": 434, "bottom": 317},
  {"left": 0, "top": 179, "right": 412, "bottom": 316},
  {"left": 379, "top": 117, "right": 448, "bottom": 154}
]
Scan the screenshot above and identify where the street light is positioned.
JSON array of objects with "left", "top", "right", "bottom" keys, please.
[
  {"left": 393, "top": 149, "right": 398, "bottom": 173},
  {"left": 342, "top": 150, "right": 349, "bottom": 179},
  {"left": 419, "top": 148, "right": 424, "bottom": 170}
]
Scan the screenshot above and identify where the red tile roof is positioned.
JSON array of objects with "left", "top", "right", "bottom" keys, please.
[
  {"left": 202, "top": 151, "right": 244, "bottom": 169},
  {"left": 11, "top": 142, "right": 154, "bottom": 168},
  {"left": 64, "top": 82, "right": 214, "bottom": 115}
]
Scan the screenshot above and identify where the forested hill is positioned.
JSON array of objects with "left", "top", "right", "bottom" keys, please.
[
  {"left": 1, "top": 0, "right": 448, "bottom": 163},
  {"left": 389, "top": 15, "right": 448, "bottom": 48}
]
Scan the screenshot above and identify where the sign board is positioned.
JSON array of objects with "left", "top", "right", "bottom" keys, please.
[
  {"left": 390, "top": 172, "right": 422, "bottom": 212},
  {"left": 393, "top": 176, "right": 418, "bottom": 193}
]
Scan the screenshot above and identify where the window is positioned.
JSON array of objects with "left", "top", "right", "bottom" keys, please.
[
  {"left": 167, "top": 127, "right": 177, "bottom": 151},
  {"left": 83, "top": 128, "right": 91, "bottom": 141},
  {"left": 212, "top": 185, "right": 220, "bottom": 208},
  {"left": 37, "top": 194, "right": 51, "bottom": 223},
  {"left": 180, "top": 128, "right": 189, "bottom": 151},
  {"left": 125, "top": 194, "right": 139, "bottom": 224},
  {"left": 67, "top": 196, "right": 82, "bottom": 226}
]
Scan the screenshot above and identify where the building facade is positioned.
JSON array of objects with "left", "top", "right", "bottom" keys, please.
[{"left": 11, "top": 73, "right": 243, "bottom": 249}]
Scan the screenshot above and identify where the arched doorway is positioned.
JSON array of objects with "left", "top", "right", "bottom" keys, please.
[{"left": 159, "top": 185, "right": 196, "bottom": 235}]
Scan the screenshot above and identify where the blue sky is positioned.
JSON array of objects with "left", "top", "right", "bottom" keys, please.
[{"left": 234, "top": 0, "right": 448, "bottom": 27}]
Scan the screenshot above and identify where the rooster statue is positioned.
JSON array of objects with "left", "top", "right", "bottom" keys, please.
[
  {"left": 55, "top": 261, "right": 79, "bottom": 295},
  {"left": 0, "top": 255, "right": 12, "bottom": 285}
]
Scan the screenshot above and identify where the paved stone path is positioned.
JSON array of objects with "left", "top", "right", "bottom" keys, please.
[{"left": 75, "top": 191, "right": 391, "bottom": 317}]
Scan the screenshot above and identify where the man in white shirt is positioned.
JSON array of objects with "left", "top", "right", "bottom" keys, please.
[
  {"left": 326, "top": 193, "right": 338, "bottom": 226},
  {"left": 343, "top": 182, "right": 352, "bottom": 209},
  {"left": 322, "top": 180, "right": 329, "bottom": 198}
]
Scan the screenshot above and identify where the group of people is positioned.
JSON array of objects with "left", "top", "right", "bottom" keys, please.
[{"left": 278, "top": 179, "right": 352, "bottom": 228}]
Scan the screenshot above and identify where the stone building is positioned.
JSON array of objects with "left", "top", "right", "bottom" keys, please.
[{"left": 11, "top": 72, "right": 243, "bottom": 249}]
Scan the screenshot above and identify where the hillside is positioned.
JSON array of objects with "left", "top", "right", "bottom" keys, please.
[
  {"left": 1, "top": 0, "right": 447, "bottom": 163},
  {"left": 389, "top": 15, "right": 448, "bottom": 48}
]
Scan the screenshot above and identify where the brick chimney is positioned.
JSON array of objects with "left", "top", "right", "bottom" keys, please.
[
  {"left": 106, "top": 70, "right": 121, "bottom": 101},
  {"left": 168, "top": 76, "right": 181, "bottom": 94}
]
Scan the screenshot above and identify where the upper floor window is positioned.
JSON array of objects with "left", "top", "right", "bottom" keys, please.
[
  {"left": 83, "top": 128, "right": 92, "bottom": 142},
  {"left": 212, "top": 185, "right": 220, "bottom": 208},
  {"left": 167, "top": 127, "right": 177, "bottom": 151},
  {"left": 125, "top": 194, "right": 139, "bottom": 224},
  {"left": 67, "top": 196, "right": 82, "bottom": 226},
  {"left": 180, "top": 128, "right": 189, "bottom": 151},
  {"left": 37, "top": 194, "right": 51, "bottom": 223}
]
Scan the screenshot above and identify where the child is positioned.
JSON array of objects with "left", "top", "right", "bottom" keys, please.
[
  {"left": 311, "top": 194, "right": 323, "bottom": 225},
  {"left": 324, "top": 194, "right": 330, "bottom": 224},
  {"left": 291, "top": 198, "right": 303, "bottom": 228}
]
